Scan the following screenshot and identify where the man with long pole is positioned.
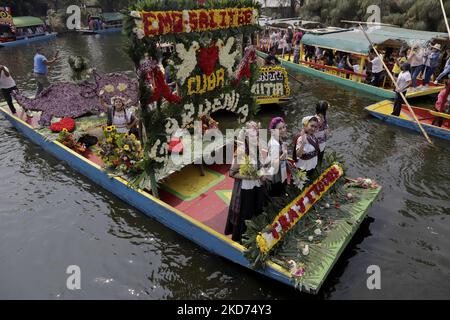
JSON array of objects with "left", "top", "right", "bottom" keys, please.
[{"left": 359, "top": 24, "right": 433, "bottom": 145}]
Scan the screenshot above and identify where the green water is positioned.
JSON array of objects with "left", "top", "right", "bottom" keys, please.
[{"left": 0, "top": 33, "right": 448, "bottom": 299}]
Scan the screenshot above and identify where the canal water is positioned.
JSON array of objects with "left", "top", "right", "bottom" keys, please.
[{"left": 0, "top": 34, "right": 448, "bottom": 299}]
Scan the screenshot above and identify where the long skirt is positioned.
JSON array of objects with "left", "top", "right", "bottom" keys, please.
[{"left": 224, "top": 186, "right": 265, "bottom": 243}]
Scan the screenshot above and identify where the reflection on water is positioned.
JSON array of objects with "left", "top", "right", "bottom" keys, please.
[{"left": 0, "top": 33, "right": 449, "bottom": 299}]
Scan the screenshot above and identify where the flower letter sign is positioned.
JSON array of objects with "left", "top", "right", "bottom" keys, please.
[{"left": 256, "top": 164, "right": 344, "bottom": 254}]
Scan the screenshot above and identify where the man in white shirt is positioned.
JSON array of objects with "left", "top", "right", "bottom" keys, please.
[
  {"left": 0, "top": 65, "right": 18, "bottom": 114},
  {"left": 392, "top": 63, "right": 412, "bottom": 116},
  {"left": 369, "top": 49, "right": 384, "bottom": 87}
]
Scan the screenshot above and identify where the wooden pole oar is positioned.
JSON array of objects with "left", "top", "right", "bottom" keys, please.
[
  {"left": 359, "top": 24, "right": 433, "bottom": 145},
  {"left": 440, "top": 0, "right": 450, "bottom": 41}
]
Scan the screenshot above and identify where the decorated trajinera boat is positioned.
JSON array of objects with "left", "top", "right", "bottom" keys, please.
[
  {"left": 1, "top": 0, "right": 380, "bottom": 294},
  {"left": 0, "top": 7, "right": 57, "bottom": 48},
  {"left": 75, "top": 12, "right": 124, "bottom": 35},
  {"left": 365, "top": 100, "right": 450, "bottom": 141},
  {"left": 257, "top": 26, "right": 449, "bottom": 99}
]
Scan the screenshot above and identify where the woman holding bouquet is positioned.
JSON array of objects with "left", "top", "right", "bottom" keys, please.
[
  {"left": 266, "top": 117, "right": 289, "bottom": 197},
  {"left": 225, "top": 122, "right": 267, "bottom": 243},
  {"left": 293, "top": 116, "right": 321, "bottom": 179}
]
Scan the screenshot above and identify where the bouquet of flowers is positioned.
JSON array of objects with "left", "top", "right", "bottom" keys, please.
[
  {"left": 57, "top": 129, "right": 86, "bottom": 154},
  {"left": 347, "top": 178, "right": 379, "bottom": 189},
  {"left": 98, "top": 126, "right": 144, "bottom": 175},
  {"left": 291, "top": 167, "right": 309, "bottom": 190},
  {"left": 239, "top": 155, "right": 259, "bottom": 178}
]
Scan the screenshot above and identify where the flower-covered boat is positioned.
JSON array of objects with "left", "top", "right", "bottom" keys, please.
[{"left": 0, "top": 0, "right": 380, "bottom": 294}]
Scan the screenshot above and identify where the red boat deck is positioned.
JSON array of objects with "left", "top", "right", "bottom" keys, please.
[{"left": 9, "top": 109, "right": 233, "bottom": 236}]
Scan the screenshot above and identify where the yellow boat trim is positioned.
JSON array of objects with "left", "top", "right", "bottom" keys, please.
[
  {"left": 0, "top": 103, "right": 293, "bottom": 278},
  {"left": 277, "top": 56, "right": 445, "bottom": 97},
  {"left": 366, "top": 100, "right": 450, "bottom": 132}
]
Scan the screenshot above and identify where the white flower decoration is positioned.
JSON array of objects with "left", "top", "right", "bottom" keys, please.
[
  {"left": 134, "top": 19, "right": 144, "bottom": 29},
  {"left": 302, "top": 245, "right": 310, "bottom": 256},
  {"left": 130, "top": 11, "right": 141, "bottom": 18},
  {"left": 104, "top": 85, "right": 114, "bottom": 93},
  {"left": 314, "top": 228, "right": 322, "bottom": 236},
  {"left": 136, "top": 29, "right": 145, "bottom": 40}
]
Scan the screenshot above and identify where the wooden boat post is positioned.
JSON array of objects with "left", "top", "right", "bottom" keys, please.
[
  {"left": 440, "top": 0, "right": 450, "bottom": 41},
  {"left": 359, "top": 24, "right": 434, "bottom": 145}
]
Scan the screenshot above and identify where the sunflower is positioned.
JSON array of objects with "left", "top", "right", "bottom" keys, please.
[
  {"left": 62, "top": 128, "right": 69, "bottom": 133},
  {"left": 130, "top": 134, "right": 136, "bottom": 141},
  {"left": 123, "top": 144, "right": 130, "bottom": 151},
  {"left": 106, "top": 137, "right": 113, "bottom": 143},
  {"left": 111, "top": 125, "right": 116, "bottom": 131},
  {"left": 105, "top": 126, "right": 112, "bottom": 132}
]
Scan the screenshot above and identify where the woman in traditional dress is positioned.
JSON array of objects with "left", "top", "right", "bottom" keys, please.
[
  {"left": 293, "top": 116, "right": 320, "bottom": 179},
  {"left": 101, "top": 96, "right": 138, "bottom": 135},
  {"left": 225, "top": 122, "right": 267, "bottom": 243},
  {"left": 314, "top": 101, "right": 330, "bottom": 167},
  {"left": 266, "top": 117, "right": 288, "bottom": 197}
]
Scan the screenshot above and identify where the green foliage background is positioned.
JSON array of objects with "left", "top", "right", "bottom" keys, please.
[{"left": 295, "top": 0, "right": 450, "bottom": 32}]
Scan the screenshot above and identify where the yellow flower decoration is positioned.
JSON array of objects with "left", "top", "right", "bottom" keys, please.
[
  {"left": 115, "top": 148, "right": 120, "bottom": 154},
  {"left": 106, "top": 137, "right": 113, "bottom": 143},
  {"left": 130, "top": 134, "right": 136, "bottom": 141},
  {"left": 123, "top": 145, "right": 130, "bottom": 151},
  {"left": 124, "top": 133, "right": 129, "bottom": 139},
  {"left": 104, "top": 85, "right": 115, "bottom": 93},
  {"left": 105, "top": 127, "right": 112, "bottom": 132},
  {"left": 111, "top": 125, "right": 116, "bottom": 131},
  {"left": 117, "top": 83, "right": 128, "bottom": 92},
  {"left": 62, "top": 128, "right": 69, "bottom": 133},
  {"left": 256, "top": 234, "right": 269, "bottom": 254}
]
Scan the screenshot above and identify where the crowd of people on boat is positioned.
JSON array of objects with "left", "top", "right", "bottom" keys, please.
[
  {"left": 88, "top": 17, "right": 107, "bottom": 31},
  {"left": 260, "top": 28, "right": 450, "bottom": 92},
  {"left": 225, "top": 101, "right": 330, "bottom": 243}
]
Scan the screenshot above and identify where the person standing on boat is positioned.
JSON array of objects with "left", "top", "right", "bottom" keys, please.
[
  {"left": 369, "top": 49, "right": 384, "bottom": 87},
  {"left": 434, "top": 49, "right": 450, "bottom": 84},
  {"left": 266, "top": 117, "right": 288, "bottom": 198},
  {"left": 293, "top": 116, "right": 320, "bottom": 179},
  {"left": 392, "top": 63, "right": 412, "bottom": 117},
  {"left": 314, "top": 101, "right": 330, "bottom": 167},
  {"left": 392, "top": 50, "right": 407, "bottom": 78},
  {"left": 293, "top": 39, "right": 301, "bottom": 64},
  {"left": 408, "top": 43, "right": 424, "bottom": 91},
  {"left": 265, "top": 47, "right": 281, "bottom": 66},
  {"left": 433, "top": 77, "right": 450, "bottom": 127},
  {"left": 0, "top": 65, "right": 18, "bottom": 114},
  {"left": 34, "top": 47, "right": 59, "bottom": 96},
  {"left": 101, "top": 96, "right": 138, "bottom": 135},
  {"left": 225, "top": 122, "right": 267, "bottom": 243},
  {"left": 422, "top": 44, "right": 442, "bottom": 88}
]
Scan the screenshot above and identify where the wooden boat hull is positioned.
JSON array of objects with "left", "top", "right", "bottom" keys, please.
[
  {"left": 257, "top": 51, "right": 444, "bottom": 99},
  {"left": 256, "top": 97, "right": 291, "bottom": 105},
  {"left": 0, "top": 102, "right": 380, "bottom": 294},
  {"left": 0, "top": 33, "right": 57, "bottom": 48},
  {"left": 365, "top": 100, "right": 450, "bottom": 141},
  {"left": 76, "top": 28, "right": 122, "bottom": 35}
]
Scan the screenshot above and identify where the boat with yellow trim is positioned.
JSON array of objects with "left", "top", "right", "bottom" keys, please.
[
  {"left": 257, "top": 26, "right": 449, "bottom": 99},
  {"left": 0, "top": 100, "right": 381, "bottom": 294},
  {"left": 365, "top": 100, "right": 450, "bottom": 140},
  {"left": 0, "top": 14, "right": 57, "bottom": 48}
]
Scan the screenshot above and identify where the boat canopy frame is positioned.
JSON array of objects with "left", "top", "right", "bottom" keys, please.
[{"left": 302, "top": 26, "right": 450, "bottom": 56}]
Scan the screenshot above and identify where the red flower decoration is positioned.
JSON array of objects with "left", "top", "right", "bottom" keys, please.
[
  {"left": 271, "top": 227, "right": 280, "bottom": 240},
  {"left": 50, "top": 118, "right": 76, "bottom": 132},
  {"left": 278, "top": 215, "right": 290, "bottom": 232},
  {"left": 288, "top": 209, "right": 299, "bottom": 221},
  {"left": 198, "top": 43, "right": 219, "bottom": 75}
]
